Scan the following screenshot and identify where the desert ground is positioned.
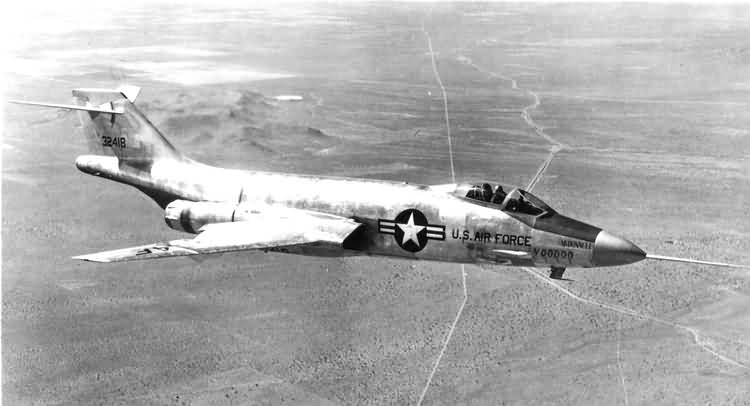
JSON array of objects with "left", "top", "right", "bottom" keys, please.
[{"left": 3, "top": 3, "right": 750, "bottom": 405}]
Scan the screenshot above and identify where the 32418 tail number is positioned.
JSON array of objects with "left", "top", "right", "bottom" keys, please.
[{"left": 102, "top": 136, "right": 126, "bottom": 148}]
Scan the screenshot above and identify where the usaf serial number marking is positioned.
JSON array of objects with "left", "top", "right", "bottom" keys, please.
[
  {"left": 533, "top": 248, "right": 574, "bottom": 264},
  {"left": 102, "top": 136, "right": 126, "bottom": 148}
]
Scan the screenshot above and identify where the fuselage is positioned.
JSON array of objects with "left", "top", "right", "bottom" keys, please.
[{"left": 75, "top": 155, "right": 646, "bottom": 269}]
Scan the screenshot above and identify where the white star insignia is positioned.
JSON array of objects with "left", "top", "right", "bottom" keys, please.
[{"left": 397, "top": 212, "right": 425, "bottom": 246}]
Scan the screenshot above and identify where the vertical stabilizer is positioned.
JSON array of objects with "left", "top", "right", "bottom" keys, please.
[
  {"left": 72, "top": 87, "right": 184, "bottom": 171},
  {"left": 9, "top": 86, "right": 203, "bottom": 208}
]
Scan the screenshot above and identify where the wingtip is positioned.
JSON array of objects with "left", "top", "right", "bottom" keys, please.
[{"left": 72, "top": 255, "right": 111, "bottom": 263}]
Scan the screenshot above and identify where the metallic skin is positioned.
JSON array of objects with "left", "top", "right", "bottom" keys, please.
[
  {"left": 592, "top": 231, "right": 647, "bottom": 267},
  {"left": 21, "top": 87, "right": 652, "bottom": 269},
  {"left": 77, "top": 153, "right": 645, "bottom": 268}
]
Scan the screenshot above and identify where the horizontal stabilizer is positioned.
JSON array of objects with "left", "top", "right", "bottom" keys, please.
[
  {"left": 71, "top": 85, "right": 141, "bottom": 103},
  {"left": 117, "top": 85, "right": 141, "bottom": 103},
  {"left": 7, "top": 100, "right": 123, "bottom": 114}
]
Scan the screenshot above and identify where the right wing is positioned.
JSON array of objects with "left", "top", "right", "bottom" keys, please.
[{"left": 74, "top": 211, "right": 363, "bottom": 263}]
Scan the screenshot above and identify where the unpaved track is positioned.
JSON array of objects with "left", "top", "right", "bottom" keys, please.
[
  {"left": 522, "top": 267, "right": 750, "bottom": 371},
  {"left": 457, "top": 57, "right": 566, "bottom": 192},
  {"left": 616, "top": 316, "right": 630, "bottom": 406},
  {"left": 417, "top": 22, "right": 469, "bottom": 406}
]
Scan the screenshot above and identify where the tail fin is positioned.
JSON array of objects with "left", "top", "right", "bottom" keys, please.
[
  {"left": 10, "top": 86, "right": 184, "bottom": 171},
  {"left": 73, "top": 86, "right": 184, "bottom": 170}
]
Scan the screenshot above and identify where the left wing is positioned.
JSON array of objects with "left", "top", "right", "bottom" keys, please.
[{"left": 74, "top": 211, "right": 363, "bottom": 263}]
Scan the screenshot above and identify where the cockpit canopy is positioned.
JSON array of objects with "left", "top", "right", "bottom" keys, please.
[{"left": 454, "top": 182, "right": 554, "bottom": 218}]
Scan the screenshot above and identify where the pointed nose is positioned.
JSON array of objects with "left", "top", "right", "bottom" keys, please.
[{"left": 591, "top": 231, "right": 646, "bottom": 267}]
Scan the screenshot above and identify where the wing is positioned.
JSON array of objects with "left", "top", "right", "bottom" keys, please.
[{"left": 73, "top": 210, "right": 363, "bottom": 263}]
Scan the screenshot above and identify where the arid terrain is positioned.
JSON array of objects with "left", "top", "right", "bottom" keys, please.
[{"left": 3, "top": 3, "right": 750, "bottom": 405}]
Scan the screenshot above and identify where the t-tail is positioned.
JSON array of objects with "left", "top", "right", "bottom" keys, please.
[
  {"left": 8, "top": 86, "right": 215, "bottom": 207},
  {"left": 12, "top": 86, "right": 183, "bottom": 168}
]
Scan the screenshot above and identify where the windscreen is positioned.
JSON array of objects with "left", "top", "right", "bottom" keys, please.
[{"left": 459, "top": 182, "right": 553, "bottom": 217}]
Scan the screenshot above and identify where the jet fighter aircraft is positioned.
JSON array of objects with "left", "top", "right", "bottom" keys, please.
[{"left": 9, "top": 86, "right": 746, "bottom": 279}]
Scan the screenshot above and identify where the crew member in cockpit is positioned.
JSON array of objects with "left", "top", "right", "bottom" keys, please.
[
  {"left": 491, "top": 186, "right": 506, "bottom": 204},
  {"left": 482, "top": 183, "right": 493, "bottom": 202},
  {"left": 505, "top": 197, "right": 518, "bottom": 212}
]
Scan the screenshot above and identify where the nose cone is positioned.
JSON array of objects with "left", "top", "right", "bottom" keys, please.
[{"left": 592, "top": 231, "right": 646, "bottom": 267}]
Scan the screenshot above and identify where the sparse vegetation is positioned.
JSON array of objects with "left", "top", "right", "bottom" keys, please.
[{"left": 4, "top": 3, "right": 750, "bottom": 405}]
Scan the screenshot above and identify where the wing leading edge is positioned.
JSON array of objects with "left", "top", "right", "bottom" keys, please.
[{"left": 74, "top": 212, "right": 363, "bottom": 263}]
